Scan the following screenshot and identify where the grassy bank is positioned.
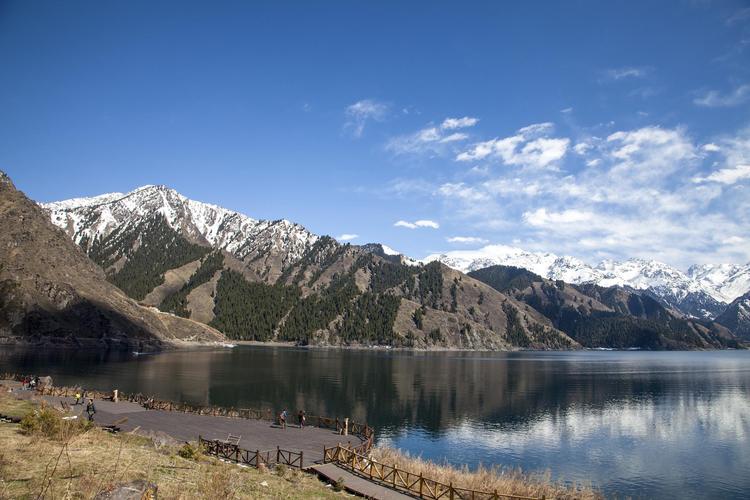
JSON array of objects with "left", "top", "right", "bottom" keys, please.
[
  {"left": 370, "top": 446, "right": 601, "bottom": 500},
  {"left": 0, "top": 391, "right": 343, "bottom": 499}
]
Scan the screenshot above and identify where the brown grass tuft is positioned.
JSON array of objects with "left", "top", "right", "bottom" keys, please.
[{"left": 370, "top": 446, "right": 602, "bottom": 500}]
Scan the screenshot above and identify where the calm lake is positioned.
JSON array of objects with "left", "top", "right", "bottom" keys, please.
[{"left": 1, "top": 346, "right": 748, "bottom": 499}]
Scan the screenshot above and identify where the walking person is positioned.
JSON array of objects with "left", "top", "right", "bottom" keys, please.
[
  {"left": 74, "top": 390, "right": 82, "bottom": 405},
  {"left": 86, "top": 398, "right": 96, "bottom": 422},
  {"left": 279, "top": 408, "right": 287, "bottom": 429},
  {"left": 298, "top": 410, "right": 306, "bottom": 429}
]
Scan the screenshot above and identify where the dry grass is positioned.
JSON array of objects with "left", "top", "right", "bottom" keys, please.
[
  {"left": 0, "top": 390, "right": 35, "bottom": 420},
  {"left": 370, "top": 446, "right": 602, "bottom": 500},
  {"left": 0, "top": 393, "right": 344, "bottom": 499}
]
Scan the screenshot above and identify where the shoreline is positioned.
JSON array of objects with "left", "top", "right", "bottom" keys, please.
[{"left": 1, "top": 336, "right": 746, "bottom": 353}]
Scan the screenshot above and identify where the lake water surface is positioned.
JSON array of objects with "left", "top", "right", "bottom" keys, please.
[{"left": 1, "top": 346, "right": 748, "bottom": 499}]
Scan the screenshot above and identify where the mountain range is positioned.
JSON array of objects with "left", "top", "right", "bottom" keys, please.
[
  {"left": 424, "top": 246, "right": 750, "bottom": 320},
  {"left": 14, "top": 180, "right": 746, "bottom": 350}
]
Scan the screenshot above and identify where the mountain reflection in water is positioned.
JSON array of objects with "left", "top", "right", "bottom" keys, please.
[{"left": 1, "top": 347, "right": 748, "bottom": 499}]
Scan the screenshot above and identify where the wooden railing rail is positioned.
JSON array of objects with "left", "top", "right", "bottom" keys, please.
[
  {"left": 198, "top": 436, "right": 303, "bottom": 469},
  {"left": 323, "top": 444, "right": 544, "bottom": 500}
]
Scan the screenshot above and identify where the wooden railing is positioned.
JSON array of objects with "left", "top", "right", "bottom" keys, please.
[
  {"left": 198, "top": 436, "right": 303, "bottom": 469},
  {"left": 323, "top": 445, "right": 544, "bottom": 500}
]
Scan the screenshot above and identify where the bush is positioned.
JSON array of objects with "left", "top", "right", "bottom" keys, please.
[
  {"left": 177, "top": 442, "right": 202, "bottom": 461},
  {"left": 334, "top": 476, "right": 345, "bottom": 492},
  {"left": 19, "top": 404, "right": 91, "bottom": 441}
]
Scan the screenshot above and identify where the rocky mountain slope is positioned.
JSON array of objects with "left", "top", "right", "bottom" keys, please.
[
  {"left": 424, "top": 245, "right": 748, "bottom": 319},
  {"left": 0, "top": 172, "right": 225, "bottom": 350},
  {"left": 468, "top": 265, "right": 740, "bottom": 350},
  {"left": 715, "top": 291, "right": 750, "bottom": 341}
]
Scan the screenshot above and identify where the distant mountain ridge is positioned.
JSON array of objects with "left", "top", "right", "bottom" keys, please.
[
  {"left": 468, "top": 265, "right": 739, "bottom": 350},
  {"left": 424, "top": 245, "right": 750, "bottom": 319}
]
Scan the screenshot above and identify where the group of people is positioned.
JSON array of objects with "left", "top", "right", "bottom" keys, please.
[
  {"left": 20, "top": 375, "right": 40, "bottom": 390},
  {"left": 278, "top": 409, "right": 306, "bottom": 429}
]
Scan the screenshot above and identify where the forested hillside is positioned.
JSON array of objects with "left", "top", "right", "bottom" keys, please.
[{"left": 72, "top": 216, "right": 576, "bottom": 349}]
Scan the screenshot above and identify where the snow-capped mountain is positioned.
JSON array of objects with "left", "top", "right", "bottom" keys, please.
[
  {"left": 43, "top": 185, "right": 318, "bottom": 268},
  {"left": 424, "top": 245, "right": 749, "bottom": 319},
  {"left": 688, "top": 263, "right": 750, "bottom": 304}
]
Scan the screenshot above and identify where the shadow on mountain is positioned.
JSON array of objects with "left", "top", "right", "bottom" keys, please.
[{"left": 3, "top": 300, "right": 165, "bottom": 352}]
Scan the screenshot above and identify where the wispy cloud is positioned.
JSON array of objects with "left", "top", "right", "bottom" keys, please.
[
  {"left": 601, "top": 66, "right": 650, "bottom": 81},
  {"left": 336, "top": 233, "right": 359, "bottom": 241},
  {"left": 447, "top": 236, "right": 489, "bottom": 245},
  {"left": 441, "top": 117, "right": 479, "bottom": 130},
  {"left": 386, "top": 116, "right": 477, "bottom": 156},
  {"left": 394, "top": 219, "right": 440, "bottom": 229},
  {"left": 344, "top": 99, "right": 388, "bottom": 138},
  {"left": 694, "top": 84, "right": 750, "bottom": 108},
  {"left": 726, "top": 7, "right": 750, "bottom": 26},
  {"left": 693, "top": 164, "right": 750, "bottom": 184}
]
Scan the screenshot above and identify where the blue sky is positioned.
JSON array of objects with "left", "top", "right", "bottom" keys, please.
[{"left": 1, "top": 1, "right": 749, "bottom": 268}]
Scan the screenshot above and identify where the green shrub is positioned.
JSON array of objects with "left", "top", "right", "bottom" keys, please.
[{"left": 19, "top": 404, "right": 91, "bottom": 440}]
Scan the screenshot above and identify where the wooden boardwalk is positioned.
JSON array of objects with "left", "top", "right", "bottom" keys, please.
[
  {"left": 17, "top": 392, "right": 361, "bottom": 468},
  {"left": 310, "top": 463, "right": 414, "bottom": 500}
]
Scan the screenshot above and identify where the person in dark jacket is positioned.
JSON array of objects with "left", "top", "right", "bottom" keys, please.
[{"left": 86, "top": 399, "right": 96, "bottom": 422}]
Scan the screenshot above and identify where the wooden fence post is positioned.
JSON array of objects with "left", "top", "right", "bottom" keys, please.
[
  {"left": 449, "top": 482, "right": 454, "bottom": 500},
  {"left": 419, "top": 472, "right": 424, "bottom": 498},
  {"left": 276, "top": 446, "right": 280, "bottom": 464}
]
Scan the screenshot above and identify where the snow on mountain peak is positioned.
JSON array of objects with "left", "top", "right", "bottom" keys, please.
[
  {"left": 42, "top": 185, "right": 318, "bottom": 266},
  {"left": 424, "top": 245, "right": 749, "bottom": 312}
]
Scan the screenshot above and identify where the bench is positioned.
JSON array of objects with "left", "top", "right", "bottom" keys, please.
[{"left": 222, "top": 434, "right": 241, "bottom": 446}]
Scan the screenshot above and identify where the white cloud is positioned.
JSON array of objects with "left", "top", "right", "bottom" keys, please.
[
  {"left": 441, "top": 117, "right": 479, "bottom": 130},
  {"left": 560, "top": 107, "right": 573, "bottom": 113},
  {"left": 438, "top": 182, "right": 491, "bottom": 202},
  {"left": 722, "top": 236, "right": 745, "bottom": 245},
  {"left": 456, "top": 122, "right": 569, "bottom": 169},
  {"left": 602, "top": 67, "right": 649, "bottom": 81},
  {"left": 336, "top": 233, "right": 359, "bottom": 241},
  {"left": 523, "top": 208, "right": 594, "bottom": 226},
  {"left": 447, "top": 236, "right": 489, "bottom": 245},
  {"left": 694, "top": 84, "right": 750, "bottom": 108},
  {"left": 424, "top": 123, "right": 750, "bottom": 266},
  {"left": 394, "top": 219, "right": 440, "bottom": 229},
  {"left": 573, "top": 142, "right": 592, "bottom": 155},
  {"left": 440, "top": 132, "right": 468, "bottom": 143},
  {"left": 387, "top": 118, "right": 474, "bottom": 156},
  {"left": 344, "top": 99, "right": 388, "bottom": 137},
  {"left": 693, "top": 164, "right": 750, "bottom": 185}
]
